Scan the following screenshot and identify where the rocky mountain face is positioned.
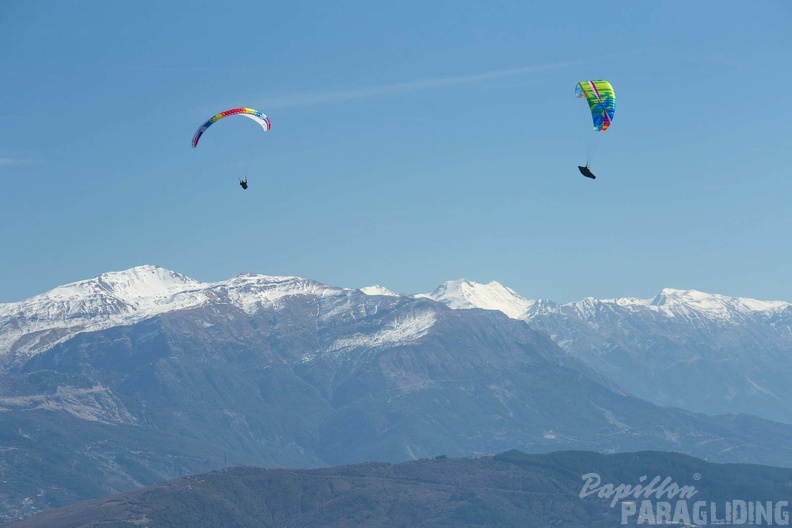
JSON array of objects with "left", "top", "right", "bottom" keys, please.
[
  {"left": 424, "top": 279, "right": 792, "bottom": 423},
  {"left": 3, "top": 267, "right": 792, "bottom": 522}
]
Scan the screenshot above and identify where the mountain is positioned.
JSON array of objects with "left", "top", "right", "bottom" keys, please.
[
  {"left": 0, "top": 265, "right": 337, "bottom": 366},
  {"left": 4, "top": 266, "right": 792, "bottom": 522},
  {"left": 418, "top": 279, "right": 534, "bottom": 319},
  {"left": 7, "top": 450, "right": 792, "bottom": 528},
  {"left": 424, "top": 281, "right": 792, "bottom": 423},
  {"left": 359, "top": 285, "right": 399, "bottom": 297}
]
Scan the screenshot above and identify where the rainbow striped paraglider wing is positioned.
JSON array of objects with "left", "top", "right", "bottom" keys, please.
[{"left": 191, "top": 107, "right": 271, "bottom": 148}]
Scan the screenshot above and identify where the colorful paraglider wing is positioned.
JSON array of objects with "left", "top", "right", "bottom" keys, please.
[
  {"left": 576, "top": 81, "right": 615, "bottom": 132},
  {"left": 191, "top": 107, "right": 271, "bottom": 148}
]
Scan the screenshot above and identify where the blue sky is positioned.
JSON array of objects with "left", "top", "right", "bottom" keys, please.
[{"left": 1, "top": 1, "right": 790, "bottom": 303}]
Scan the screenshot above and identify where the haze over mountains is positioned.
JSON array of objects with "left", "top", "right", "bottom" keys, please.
[{"left": 2, "top": 266, "right": 792, "bottom": 522}]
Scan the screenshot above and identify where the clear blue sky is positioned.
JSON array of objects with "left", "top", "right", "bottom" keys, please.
[{"left": 1, "top": 1, "right": 790, "bottom": 303}]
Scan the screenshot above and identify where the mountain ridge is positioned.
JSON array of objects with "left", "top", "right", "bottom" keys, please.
[
  {"left": 6, "top": 449, "right": 792, "bottom": 528},
  {"left": 6, "top": 266, "right": 789, "bottom": 365},
  {"left": 421, "top": 279, "right": 792, "bottom": 423},
  {"left": 0, "top": 265, "right": 344, "bottom": 363}
]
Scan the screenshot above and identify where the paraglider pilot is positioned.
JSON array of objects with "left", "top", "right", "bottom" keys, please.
[
  {"left": 578, "top": 165, "right": 596, "bottom": 179},
  {"left": 239, "top": 178, "right": 248, "bottom": 190}
]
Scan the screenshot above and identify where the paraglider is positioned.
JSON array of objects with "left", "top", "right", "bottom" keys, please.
[
  {"left": 191, "top": 107, "right": 270, "bottom": 190},
  {"left": 575, "top": 80, "right": 615, "bottom": 180},
  {"left": 191, "top": 107, "right": 270, "bottom": 148}
]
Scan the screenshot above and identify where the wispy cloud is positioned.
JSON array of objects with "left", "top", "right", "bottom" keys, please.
[
  {"left": 0, "top": 151, "right": 40, "bottom": 166},
  {"left": 264, "top": 62, "right": 568, "bottom": 108},
  {"left": 264, "top": 50, "right": 649, "bottom": 109},
  {"left": 0, "top": 157, "right": 30, "bottom": 166}
]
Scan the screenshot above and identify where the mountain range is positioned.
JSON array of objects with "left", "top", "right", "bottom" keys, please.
[
  {"left": 2, "top": 266, "right": 792, "bottom": 522},
  {"left": 421, "top": 278, "right": 792, "bottom": 423}
]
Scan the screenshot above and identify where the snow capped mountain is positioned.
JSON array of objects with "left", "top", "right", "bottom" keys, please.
[
  {"left": 420, "top": 279, "right": 535, "bottom": 319},
  {"left": 649, "top": 287, "right": 789, "bottom": 319},
  {"left": 0, "top": 265, "right": 344, "bottom": 361},
  {"left": 220, "top": 273, "right": 345, "bottom": 313},
  {"left": 422, "top": 279, "right": 792, "bottom": 422},
  {"left": 6, "top": 268, "right": 792, "bottom": 422},
  {"left": 359, "top": 285, "right": 399, "bottom": 297},
  {"left": 1, "top": 265, "right": 202, "bottom": 319},
  {"left": 424, "top": 280, "right": 791, "bottom": 323},
  {"left": 578, "top": 288, "right": 790, "bottom": 322}
]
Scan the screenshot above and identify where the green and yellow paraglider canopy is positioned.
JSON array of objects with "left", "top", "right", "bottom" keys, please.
[{"left": 576, "top": 80, "right": 615, "bottom": 132}]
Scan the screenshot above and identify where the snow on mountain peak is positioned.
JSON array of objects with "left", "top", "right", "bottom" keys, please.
[
  {"left": 2, "top": 265, "right": 202, "bottom": 319},
  {"left": 359, "top": 285, "right": 399, "bottom": 297},
  {"left": 421, "top": 280, "right": 790, "bottom": 324},
  {"left": 222, "top": 273, "right": 342, "bottom": 313},
  {"left": 0, "top": 267, "right": 340, "bottom": 360},
  {"left": 652, "top": 288, "right": 716, "bottom": 307},
  {"left": 422, "top": 279, "right": 535, "bottom": 319},
  {"left": 88, "top": 265, "right": 201, "bottom": 304},
  {"left": 650, "top": 288, "right": 789, "bottom": 317}
]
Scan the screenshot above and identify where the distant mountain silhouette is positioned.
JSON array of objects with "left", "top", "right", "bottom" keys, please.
[{"left": 6, "top": 450, "right": 792, "bottom": 528}]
